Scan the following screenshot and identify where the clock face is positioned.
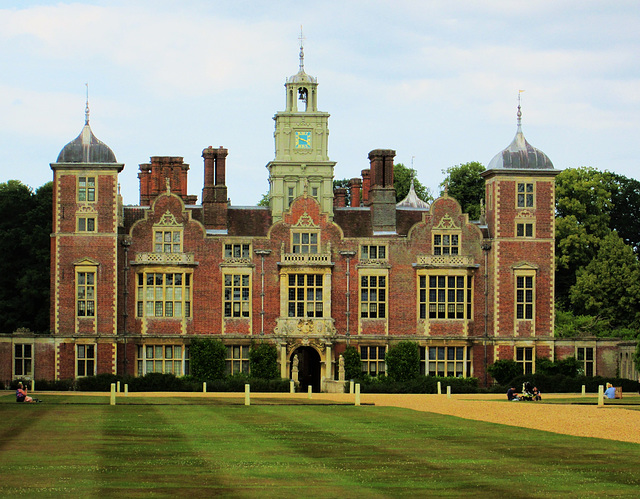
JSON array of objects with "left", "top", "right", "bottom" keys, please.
[{"left": 295, "top": 131, "right": 312, "bottom": 149}]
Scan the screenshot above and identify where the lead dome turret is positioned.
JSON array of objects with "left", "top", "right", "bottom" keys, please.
[{"left": 487, "top": 103, "right": 553, "bottom": 170}]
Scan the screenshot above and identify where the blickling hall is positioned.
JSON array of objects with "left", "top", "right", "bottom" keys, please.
[{"left": 2, "top": 47, "right": 637, "bottom": 391}]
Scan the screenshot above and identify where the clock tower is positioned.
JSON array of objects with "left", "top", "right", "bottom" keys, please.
[{"left": 266, "top": 33, "right": 336, "bottom": 222}]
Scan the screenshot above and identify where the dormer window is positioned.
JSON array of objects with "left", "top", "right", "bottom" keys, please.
[
  {"left": 433, "top": 233, "right": 459, "bottom": 255},
  {"left": 78, "top": 176, "right": 95, "bottom": 202},
  {"left": 292, "top": 231, "right": 318, "bottom": 254},
  {"left": 155, "top": 230, "right": 181, "bottom": 253},
  {"left": 517, "top": 182, "right": 534, "bottom": 208}
]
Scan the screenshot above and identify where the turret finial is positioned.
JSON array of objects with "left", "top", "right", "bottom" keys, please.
[
  {"left": 85, "top": 83, "right": 90, "bottom": 125},
  {"left": 517, "top": 89, "right": 524, "bottom": 128},
  {"left": 298, "top": 25, "right": 305, "bottom": 73}
]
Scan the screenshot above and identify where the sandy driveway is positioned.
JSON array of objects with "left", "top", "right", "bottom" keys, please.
[{"left": 48, "top": 390, "right": 640, "bottom": 445}]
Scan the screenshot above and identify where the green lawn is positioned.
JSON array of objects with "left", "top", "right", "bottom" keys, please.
[{"left": 1, "top": 394, "right": 639, "bottom": 497}]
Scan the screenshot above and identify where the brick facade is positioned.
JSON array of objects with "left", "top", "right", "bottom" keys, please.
[{"left": 2, "top": 64, "right": 637, "bottom": 390}]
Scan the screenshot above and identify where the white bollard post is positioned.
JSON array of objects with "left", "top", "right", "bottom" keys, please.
[
  {"left": 290, "top": 380, "right": 295, "bottom": 393},
  {"left": 245, "top": 384, "right": 250, "bottom": 406},
  {"left": 32, "top": 379, "right": 35, "bottom": 392},
  {"left": 598, "top": 385, "right": 604, "bottom": 407},
  {"left": 203, "top": 382, "right": 207, "bottom": 393},
  {"left": 308, "top": 385, "right": 312, "bottom": 399},
  {"left": 355, "top": 383, "right": 361, "bottom": 406},
  {"left": 110, "top": 383, "right": 116, "bottom": 406},
  {"left": 117, "top": 381, "right": 121, "bottom": 393},
  {"left": 582, "top": 385, "right": 586, "bottom": 397},
  {"left": 447, "top": 386, "right": 451, "bottom": 399},
  {"left": 350, "top": 380, "right": 354, "bottom": 394},
  {"left": 124, "top": 384, "right": 129, "bottom": 396},
  {"left": 437, "top": 381, "right": 442, "bottom": 395}
]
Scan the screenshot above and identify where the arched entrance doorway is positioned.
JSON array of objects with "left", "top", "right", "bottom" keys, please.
[{"left": 290, "top": 346, "right": 321, "bottom": 393}]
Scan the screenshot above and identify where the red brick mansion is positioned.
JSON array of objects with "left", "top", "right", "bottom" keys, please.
[{"left": 2, "top": 53, "right": 636, "bottom": 390}]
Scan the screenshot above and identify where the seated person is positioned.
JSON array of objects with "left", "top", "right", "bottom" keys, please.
[
  {"left": 507, "top": 387, "right": 519, "bottom": 401},
  {"left": 532, "top": 386, "right": 542, "bottom": 401},
  {"left": 16, "top": 382, "right": 33, "bottom": 403},
  {"left": 604, "top": 383, "right": 616, "bottom": 399}
]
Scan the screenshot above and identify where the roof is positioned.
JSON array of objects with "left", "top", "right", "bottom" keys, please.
[{"left": 56, "top": 123, "right": 118, "bottom": 164}]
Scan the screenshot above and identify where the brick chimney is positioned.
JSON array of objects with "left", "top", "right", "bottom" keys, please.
[
  {"left": 138, "top": 156, "right": 196, "bottom": 206},
  {"left": 349, "top": 178, "right": 362, "bottom": 207},
  {"left": 361, "top": 169, "right": 371, "bottom": 206},
  {"left": 368, "top": 149, "right": 396, "bottom": 233},
  {"left": 202, "top": 146, "right": 229, "bottom": 229},
  {"left": 333, "top": 187, "right": 347, "bottom": 208}
]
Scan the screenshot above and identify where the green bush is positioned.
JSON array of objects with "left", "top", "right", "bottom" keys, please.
[
  {"left": 487, "top": 360, "right": 522, "bottom": 385},
  {"left": 249, "top": 342, "right": 279, "bottom": 380},
  {"left": 536, "top": 356, "right": 581, "bottom": 377},
  {"left": 358, "top": 375, "right": 479, "bottom": 394},
  {"left": 386, "top": 341, "right": 420, "bottom": 382},
  {"left": 75, "top": 373, "right": 121, "bottom": 391},
  {"left": 506, "top": 374, "right": 640, "bottom": 394},
  {"left": 190, "top": 338, "right": 226, "bottom": 380},
  {"left": 342, "top": 346, "right": 362, "bottom": 380}
]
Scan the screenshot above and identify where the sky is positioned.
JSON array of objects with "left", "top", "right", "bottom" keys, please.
[{"left": 1, "top": 0, "right": 639, "bottom": 206}]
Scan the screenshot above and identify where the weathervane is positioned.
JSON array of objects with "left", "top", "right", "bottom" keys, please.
[
  {"left": 517, "top": 89, "right": 525, "bottom": 127},
  {"left": 85, "top": 83, "right": 90, "bottom": 125},
  {"left": 298, "top": 25, "right": 305, "bottom": 72}
]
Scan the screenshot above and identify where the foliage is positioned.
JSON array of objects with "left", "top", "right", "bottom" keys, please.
[
  {"left": 357, "top": 375, "right": 480, "bottom": 394},
  {"left": 393, "top": 163, "right": 433, "bottom": 204},
  {"left": 0, "top": 180, "right": 52, "bottom": 333},
  {"left": 555, "top": 307, "right": 638, "bottom": 339},
  {"left": 249, "top": 342, "right": 279, "bottom": 380},
  {"left": 189, "top": 338, "right": 227, "bottom": 380},
  {"left": 535, "top": 356, "right": 581, "bottom": 377},
  {"left": 608, "top": 172, "right": 640, "bottom": 255},
  {"left": 439, "top": 161, "right": 486, "bottom": 220},
  {"left": 341, "top": 346, "right": 362, "bottom": 380},
  {"left": 257, "top": 192, "right": 270, "bottom": 207},
  {"left": 487, "top": 359, "right": 522, "bottom": 385},
  {"left": 569, "top": 231, "right": 640, "bottom": 328},
  {"left": 507, "top": 373, "right": 640, "bottom": 394},
  {"left": 385, "top": 341, "right": 420, "bottom": 382},
  {"left": 635, "top": 342, "right": 640, "bottom": 374},
  {"left": 333, "top": 178, "right": 351, "bottom": 205}
]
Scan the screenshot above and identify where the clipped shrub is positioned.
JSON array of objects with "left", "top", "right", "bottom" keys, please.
[
  {"left": 358, "top": 375, "right": 479, "bottom": 394},
  {"left": 536, "top": 356, "right": 581, "bottom": 377},
  {"left": 249, "top": 342, "right": 279, "bottom": 380},
  {"left": 487, "top": 360, "right": 522, "bottom": 385},
  {"left": 386, "top": 341, "right": 420, "bottom": 382},
  {"left": 508, "top": 373, "right": 640, "bottom": 394},
  {"left": 190, "top": 338, "right": 226, "bottom": 380},
  {"left": 34, "top": 378, "right": 75, "bottom": 391},
  {"left": 75, "top": 373, "right": 120, "bottom": 392},
  {"left": 341, "top": 346, "right": 362, "bottom": 380}
]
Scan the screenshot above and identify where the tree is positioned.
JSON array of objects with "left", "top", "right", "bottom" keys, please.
[
  {"left": 487, "top": 360, "right": 522, "bottom": 385},
  {"left": 385, "top": 341, "right": 420, "bottom": 382},
  {"left": 341, "top": 346, "right": 361, "bottom": 380},
  {"left": 393, "top": 163, "right": 432, "bottom": 204},
  {"left": 0, "top": 180, "right": 52, "bottom": 333},
  {"left": 608, "top": 173, "right": 640, "bottom": 255},
  {"left": 257, "top": 192, "right": 270, "bottom": 207},
  {"left": 439, "top": 161, "right": 485, "bottom": 220},
  {"left": 249, "top": 342, "right": 279, "bottom": 379},
  {"left": 569, "top": 231, "right": 640, "bottom": 328},
  {"left": 189, "top": 338, "right": 227, "bottom": 380}
]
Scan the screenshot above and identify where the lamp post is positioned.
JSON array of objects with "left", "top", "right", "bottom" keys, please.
[
  {"left": 121, "top": 238, "right": 132, "bottom": 374},
  {"left": 254, "top": 249, "right": 272, "bottom": 337},
  {"left": 339, "top": 250, "right": 357, "bottom": 346}
]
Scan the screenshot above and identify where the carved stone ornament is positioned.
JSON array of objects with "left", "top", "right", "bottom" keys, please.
[
  {"left": 433, "top": 214, "right": 460, "bottom": 230},
  {"left": 293, "top": 212, "right": 318, "bottom": 228},
  {"left": 156, "top": 210, "right": 181, "bottom": 227}
]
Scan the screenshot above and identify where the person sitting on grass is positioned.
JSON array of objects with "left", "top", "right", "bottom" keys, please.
[
  {"left": 16, "top": 382, "right": 34, "bottom": 403},
  {"left": 532, "top": 386, "right": 541, "bottom": 401},
  {"left": 507, "top": 387, "right": 519, "bottom": 401},
  {"left": 604, "top": 383, "right": 616, "bottom": 399}
]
